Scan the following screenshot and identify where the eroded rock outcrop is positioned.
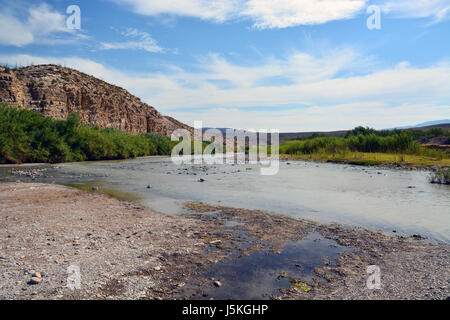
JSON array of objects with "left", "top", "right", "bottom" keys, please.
[{"left": 0, "top": 65, "right": 192, "bottom": 136}]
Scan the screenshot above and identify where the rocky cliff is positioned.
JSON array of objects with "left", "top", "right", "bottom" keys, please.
[{"left": 0, "top": 64, "right": 192, "bottom": 136}]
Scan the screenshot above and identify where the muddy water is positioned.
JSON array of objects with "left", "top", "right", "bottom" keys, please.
[{"left": 1, "top": 156, "right": 449, "bottom": 243}]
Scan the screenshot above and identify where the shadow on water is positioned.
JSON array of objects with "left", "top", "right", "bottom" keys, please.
[{"left": 179, "top": 232, "right": 352, "bottom": 300}]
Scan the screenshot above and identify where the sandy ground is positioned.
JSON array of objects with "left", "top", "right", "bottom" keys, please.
[
  {"left": 0, "top": 182, "right": 229, "bottom": 300},
  {"left": 0, "top": 182, "right": 448, "bottom": 300}
]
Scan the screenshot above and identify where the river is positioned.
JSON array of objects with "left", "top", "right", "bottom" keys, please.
[{"left": 1, "top": 156, "right": 449, "bottom": 243}]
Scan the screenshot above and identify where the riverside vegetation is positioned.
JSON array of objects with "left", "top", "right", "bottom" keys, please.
[
  {"left": 1, "top": 103, "right": 449, "bottom": 171},
  {"left": 0, "top": 104, "right": 176, "bottom": 164},
  {"left": 279, "top": 126, "right": 450, "bottom": 168},
  {"left": 429, "top": 169, "right": 450, "bottom": 185}
]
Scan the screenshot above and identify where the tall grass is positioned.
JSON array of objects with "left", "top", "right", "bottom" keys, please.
[
  {"left": 280, "top": 126, "right": 449, "bottom": 168},
  {"left": 0, "top": 104, "right": 176, "bottom": 164},
  {"left": 280, "top": 128, "right": 448, "bottom": 160},
  {"left": 429, "top": 169, "right": 450, "bottom": 185}
]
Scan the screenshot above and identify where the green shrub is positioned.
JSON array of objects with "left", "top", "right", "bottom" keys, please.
[
  {"left": 281, "top": 126, "right": 447, "bottom": 158},
  {"left": 429, "top": 169, "right": 450, "bottom": 185},
  {"left": 0, "top": 104, "right": 176, "bottom": 164},
  {"left": 142, "top": 133, "right": 176, "bottom": 155}
]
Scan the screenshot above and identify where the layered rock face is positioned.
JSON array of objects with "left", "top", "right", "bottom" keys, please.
[{"left": 0, "top": 65, "right": 192, "bottom": 136}]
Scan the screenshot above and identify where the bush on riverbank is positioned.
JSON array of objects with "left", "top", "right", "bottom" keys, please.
[
  {"left": 429, "top": 169, "right": 450, "bottom": 185},
  {"left": 0, "top": 104, "right": 176, "bottom": 164},
  {"left": 410, "top": 127, "right": 450, "bottom": 141},
  {"left": 280, "top": 126, "right": 448, "bottom": 159}
]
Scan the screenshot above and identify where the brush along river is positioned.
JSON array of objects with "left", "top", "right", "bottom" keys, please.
[{"left": 0, "top": 158, "right": 449, "bottom": 300}]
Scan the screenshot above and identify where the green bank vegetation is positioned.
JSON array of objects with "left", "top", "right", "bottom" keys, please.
[
  {"left": 429, "top": 169, "right": 450, "bottom": 185},
  {"left": 280, "top": 126, "right": 450, "bottom": 167},
  {"left": 408, "top": 127, "right": 450, "bottom": 142},
  {"left": 1, "top": 103, "right": 449, "bottom": 169},
  {"left": 0, "top": 104, "right": 177, "bottom": 164}
]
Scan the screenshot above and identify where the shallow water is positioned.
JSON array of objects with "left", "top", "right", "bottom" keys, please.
[
  {"left": 178, "top": 232, "right": 350, "bottom": 300},
  {"left": 1, "top": 156, "right": 449, "bottom": 243}
]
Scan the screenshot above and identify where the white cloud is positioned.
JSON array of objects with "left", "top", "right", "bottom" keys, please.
[
  {"left": 0, "top": 3, "right": 79, "bottom": 46},
  {"left": 1, "top": 52, "right": 449, "bottom": 131},
  {"left": 242, "top": 0, "right": 366, "bottom": 29},
  {"left": 112, "top": 0, "right": 242, "bottom": 22},
  {"left": 113, "top": 0, "right": 367, "bottom": 28},
  {"left": 27, "top": 3, "right": 68, "bottom": 34},
  {"left": 169, "top": 103, "right": 450, "bottom": 131},
  {"left": 100, "top": 28, "right": 164, "bottom": 53},
  {"left": 381, "top": 0, "right": 450, "bottom": 23},
  {"left": 113, "top": 0, "right": 450, "bottom": 28},
  {"left": 0, "top": 14, "right": 34, "bottom": 46}
]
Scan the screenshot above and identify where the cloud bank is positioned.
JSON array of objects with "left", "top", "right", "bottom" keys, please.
[
  {"left": 112, "top": 0, "right": 450, "bottom": 28},
  {"left": 1, "top": 52, "right": 449, "bottom": 131},
  {"left": 0, "top": 3, "right": 83, "bottom": 46}
]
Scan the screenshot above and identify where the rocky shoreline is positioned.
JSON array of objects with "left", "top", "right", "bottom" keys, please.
[
  {"left": 0, "top": 182, "right": 448, "bottom": 300},
  {"left": 280, "top": 156, "right": 449, "bottom": 172}
]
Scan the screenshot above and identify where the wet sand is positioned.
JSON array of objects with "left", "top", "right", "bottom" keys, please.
[{"left": 0, "top": 182, "right": 448, "bottom": 300}]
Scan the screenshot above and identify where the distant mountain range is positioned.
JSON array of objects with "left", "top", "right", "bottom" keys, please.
[
  {"left": 206, "top": 120, "right": 450, "bottom": 136},
  {"left": 390, "top": 120, "right": 450, "bottom": 130},
  {"left": 204, "top": 120, "right": 450, "bottom": 144}
]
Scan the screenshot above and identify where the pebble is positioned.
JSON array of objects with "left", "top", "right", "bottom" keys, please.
[
  {"left": 29, "top": 277, "right": 42, "bottom": 285},
  {"left": 213, "top": 280, "right": 222, "bottom": 287}
]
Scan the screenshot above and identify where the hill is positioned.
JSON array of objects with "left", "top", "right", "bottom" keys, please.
[{"left": 0, "top": 64, "right": 191, "bottom": 136}]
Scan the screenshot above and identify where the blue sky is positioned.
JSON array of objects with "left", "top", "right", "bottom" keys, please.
[{"left": 0, "top": 0, "right": 449, "bottom": 131}]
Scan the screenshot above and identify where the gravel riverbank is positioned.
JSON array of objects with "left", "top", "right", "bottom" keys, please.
[{"left": 0, "top": 182, "right": 448, "bottom": 300}]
